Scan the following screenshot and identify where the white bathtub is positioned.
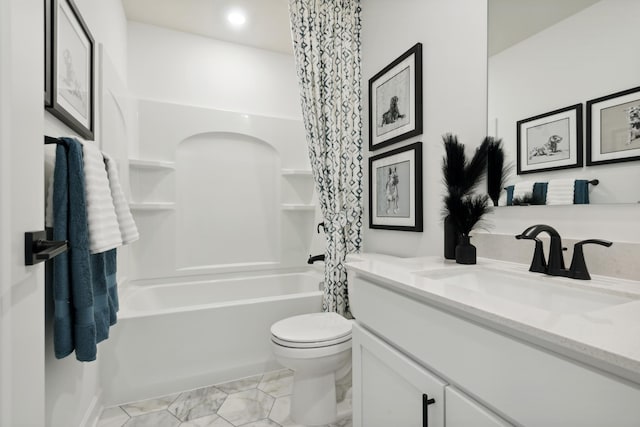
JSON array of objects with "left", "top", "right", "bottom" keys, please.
[{"left": 99, "top": 270, "right": 323, "bottom": 406}]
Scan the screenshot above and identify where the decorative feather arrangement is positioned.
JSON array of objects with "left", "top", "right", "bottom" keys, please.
[
  {"left": 444, "top": 192, "right": 491, "bottom": 237},
  {"left": 442, "top": 134, "right": 492, "bottom": 238},
  {"left": 441, "top": 134, "right": 489, "bottom": 196},
  {"left": 486, "top": 137, "right": 513, "bottom": 206}
]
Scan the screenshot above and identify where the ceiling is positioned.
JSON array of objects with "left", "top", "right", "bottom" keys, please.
[
  {"left": 122, "top": 0, "right": 601, "bottom": 57},
  {"left": 121, "top": 0, "right": 294, "bottom": 54},
  {"left": 488, "top": 0, "right": 601, "bottom": 56}
]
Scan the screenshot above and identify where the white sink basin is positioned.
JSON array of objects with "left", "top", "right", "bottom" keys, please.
[{"left": 416, "top": 267, "right": 634, "bottom": 315}]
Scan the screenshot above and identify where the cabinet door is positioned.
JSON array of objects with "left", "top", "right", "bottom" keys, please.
[
  {"left": 352, "top": 323, "right": 446, "bottom": 427},
  {"left": 445, "top": 386, "right": 512, "bottom": 427}
]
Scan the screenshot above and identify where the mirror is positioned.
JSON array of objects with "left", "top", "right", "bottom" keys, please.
[{"left": 488, "top": 0, "right": 640, "bottom": 205}]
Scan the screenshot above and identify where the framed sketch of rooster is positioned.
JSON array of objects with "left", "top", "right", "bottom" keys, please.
[
  {"left": 368, "top": 43, "right": 423, "bottom": 151},
  {"left": 369, "top": 142, "right": 423, "bottom": 231}
]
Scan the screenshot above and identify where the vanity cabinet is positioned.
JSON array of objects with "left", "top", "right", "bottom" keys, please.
[
  {"left": 445, "top": 386, "right": 510, "bottom": 427},
  {"left": 352, "top": 324, "right": 445, "bottom": 427},
  {"left": 349, "top": 274, "right": 640, "bottom": 427},
  {"left": 353, "top": 324, "right": 508, "bottom": 427}
]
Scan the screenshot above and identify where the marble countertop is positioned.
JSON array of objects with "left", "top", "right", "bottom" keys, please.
[{"left": 345, "top": 253, "right": 640, "bottom": 384}]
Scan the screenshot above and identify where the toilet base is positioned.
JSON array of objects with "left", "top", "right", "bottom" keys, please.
[{"left": 290, "top": 371, "right": 337, "bottom": 426}]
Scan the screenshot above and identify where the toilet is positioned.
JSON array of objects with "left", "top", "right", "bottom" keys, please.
[{"left": 270, "top": 312, "right": 352, "bottom": 426}]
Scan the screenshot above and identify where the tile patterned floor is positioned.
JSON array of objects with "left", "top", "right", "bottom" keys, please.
[{"left": 97, "top": 368, "right": 352, "bottom": 427}]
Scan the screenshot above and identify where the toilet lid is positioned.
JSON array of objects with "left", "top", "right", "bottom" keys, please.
[{"left": 271, "top": 312, "right": 352, "bottom": 344}]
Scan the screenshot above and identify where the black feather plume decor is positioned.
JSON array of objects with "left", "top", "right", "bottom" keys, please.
[
  {"left": 445, "top": 193, "right": 491, "bottom": 236},
  {"left": 486, "top": 137, "right": 513, "bottom": 206},
  {"left": 441, "top": 134, "right": 490, "bottom": 196},
  {"left": 441, "top": 134, "right": 493, "bottom": 262}
]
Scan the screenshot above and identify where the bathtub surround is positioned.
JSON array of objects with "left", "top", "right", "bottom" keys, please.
[
  {"left": 129, "top": 101, "right": 311, "bottom": 281},
  {"left": 96, "top": 368, "right": 352, "bottom": 427},
  {"left": 289, "top": 0, "right": 364, "bottom": 316}
]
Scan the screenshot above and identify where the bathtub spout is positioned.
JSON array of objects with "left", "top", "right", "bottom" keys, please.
[{"left": 307, "top": 254, "right": 325, "bottom": 264}]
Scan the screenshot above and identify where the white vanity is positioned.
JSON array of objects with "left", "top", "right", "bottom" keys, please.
[{"left": 345, "top": 254, "right": 640, "bottom": 427}]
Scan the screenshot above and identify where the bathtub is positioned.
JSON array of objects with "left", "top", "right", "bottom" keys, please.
[{"left": 99, "top": 270, "right": 323, "bottom": 406}]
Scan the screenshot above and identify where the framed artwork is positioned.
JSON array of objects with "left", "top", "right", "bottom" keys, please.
[
  {"left": 516, "top": 104, "right": 583, "bottom": 174},
  {"left": 586, "top": 86, "right": 640, "bottom": 166},
  {"left": 368, "top": 43, "right": 423, "bottom": 151},
  {"left": 44, "top": 0, "right": 52, "bottom": 106},
  {"left": 46, "top": 0, "right": 95, "bottom": 140},
  {"left": 369, "top": 142, "right": 423, "bottom": 232}
]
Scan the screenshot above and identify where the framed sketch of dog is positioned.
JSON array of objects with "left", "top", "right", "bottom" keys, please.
[
  {"left": 368, "top": 43, "right": 423, "bottom": 151},
  {"left": 369, "top": 142, "right": 423, "bottom": 231},
  {"left": 46, "top": 0, "right": 95, "bottom": 140},
  {"left": 516, "top": 104, "right": 583, "bottom": 175},
  {"left": 586, "top": 86, "right": 640, "bottom": 166}
]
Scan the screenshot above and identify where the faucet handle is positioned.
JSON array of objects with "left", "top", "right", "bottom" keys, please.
[
  {"left": 515, "top": 234, "right": 547, "bottom": 273},
  {"left": 569, "top": 239, "right": 613, "bottom": 280}
]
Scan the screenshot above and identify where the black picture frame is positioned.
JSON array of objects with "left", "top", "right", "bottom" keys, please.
[
  {"left": 46, "top": 0, "right": 95, "bottom": 140},
  {"left": 369, "top": 142, "right": 423, "bottom": 232},
  {"left": 44, "top": 0, "right": 52, "bottom": 106},
  {"left": 586, "top": 86, "right": 640, "bottom": 166},
  {"left": 516, "top": 104, "right": 583, "bottom": 175},
  {"left": 368, "top": 43, "right": 423, "bottom": 151}
]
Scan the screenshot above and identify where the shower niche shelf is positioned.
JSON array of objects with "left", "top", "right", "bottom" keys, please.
[
  {"left": 129, "top": 157, "right": 176, "bottom": 208},
  {"left": 281, "top": 169, "right": 312, "bottom": 176},
  {"left": 281, "top": 203, "right": 315, "bottom": 211},
  {"left": 129, "top": 202, "right": 176, "bottom": 211},
  {"left": 281, "top": 168, "right": 315, "bottom": 211},
  {"left": 129, "top": 159, "right": 175, "bottom": 170}
]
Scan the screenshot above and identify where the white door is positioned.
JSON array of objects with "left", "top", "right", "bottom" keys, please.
[
  {"left": 352, "top": 324, "right": 446, "bottom": 427},
  {"left": 446, "top": 386, "right": 512, "bottom": 427},
  {"left": 0, "top": 0, "right": 46, "bottom": 425}
]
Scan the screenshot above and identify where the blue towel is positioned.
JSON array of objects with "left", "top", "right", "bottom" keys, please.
[
  {"left": 532, "top": 182, "right": 548, "bottom": 205},
  {"left": 505, "top": 185, "right": 514, "bottom": 205},
  {"left": 574, "top": 180, "right": 590, "bottom": 204},
  {"left": 52, "top": 137, "right": 118, "bottom": 362}
]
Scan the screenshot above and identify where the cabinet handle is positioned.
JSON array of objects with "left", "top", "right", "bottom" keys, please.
[{"left": 422, "top": 393, "right": 436, "bottom": 427}]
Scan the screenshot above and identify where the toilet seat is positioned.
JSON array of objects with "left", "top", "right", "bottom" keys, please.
[
  {"left": 271, "top": 312, "right": 352, "bottom": 349},
  {"left": 272, "top": 334, "right": 351, "bottom": 349}
]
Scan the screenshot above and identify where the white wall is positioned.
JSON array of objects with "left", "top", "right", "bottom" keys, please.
[
  {"left": 479, "top": 0, "right": 640, "bottom": 266},
  {"left": 361, "top": 0, "right": 489, "bottom": 257},
  {"left": 489, "top": 0, "right": 640, "bottom": 205},
  {"left": 128, "top": 22, "right": 301, "bottom": 119},
  {"left": 43, "top": 1, "right": 129, "bottom": 426},
  {"left": 0, "top": 0, "right": 46, "bottom": 425},
  {"left": 361, "top": 0, "right": 639, "bottom": 272}
]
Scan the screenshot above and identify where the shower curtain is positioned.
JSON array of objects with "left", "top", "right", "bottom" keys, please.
[{"left": 288, "top": 0, "right": 363, "bottom": 317}]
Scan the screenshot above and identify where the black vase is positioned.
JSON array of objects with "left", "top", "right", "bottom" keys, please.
[
  {"left": 444, "top": 215, "right": 459, "bottom": 260},
  {"left": 455, "top": 235, "right": 476, "bottom": 265}
]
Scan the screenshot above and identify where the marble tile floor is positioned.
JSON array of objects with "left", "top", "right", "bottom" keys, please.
[{"left": 97, "top": 368, "right": 352, "bottom": 427}]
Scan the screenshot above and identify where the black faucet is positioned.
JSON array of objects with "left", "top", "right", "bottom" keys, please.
[
  {"left": 307, "top": 254, "right": 325, "bottom": 264},
  {"left": 568, "top": 239, "right": 613, "bottom": 280},
  {"left": 516, "top": 225, "right": 612, "bottom": 280},
  {"left": 516, "top": 224, "right": 566, "bottom": 276}
]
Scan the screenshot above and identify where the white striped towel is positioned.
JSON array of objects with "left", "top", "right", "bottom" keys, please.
[
  {"left": 103, "top": 153, "right": 139, "bottom": 245},
  {"left": 546, "top": 178, "right": 575, "bottom": 205},
  {"left": 81, "top": 141, "right": 123, "bottom": 254},
  {"left": 44, "top": 146, "right": 56, "bottom": 227},
  {"left": 513, "top": 181, "right": 535, "bottom": 201}
]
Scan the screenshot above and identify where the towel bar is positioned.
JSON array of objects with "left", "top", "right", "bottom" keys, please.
[
  {"left": 45, "top": 135, "right": 62, "bottom": 144},
  {"left": 505, "top": 179, "right": 599, "bottom": 191},
  {"left": 25, "top": 230, "right": 68, "bottom": 265}
]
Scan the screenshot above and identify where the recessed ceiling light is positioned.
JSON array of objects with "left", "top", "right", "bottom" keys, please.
[{"left": 227, "top": 10, "right": 247, "bottom": 27}]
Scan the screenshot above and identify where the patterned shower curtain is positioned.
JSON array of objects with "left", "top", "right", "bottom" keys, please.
[{"left": 288, "top": 0, "right": 363, "bottom": 317}]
